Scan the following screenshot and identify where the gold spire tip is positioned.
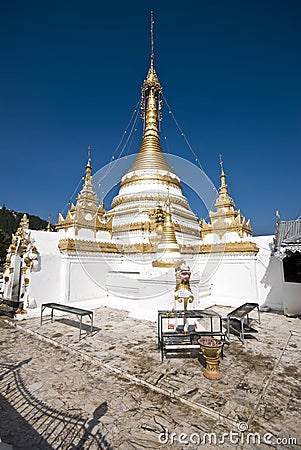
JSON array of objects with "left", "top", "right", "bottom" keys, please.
[
  {"left": 150, "top": 11, "right": 154, "bottom": 68},
  {"left": 219, "top": 153, "right": 224, "bottom": 172}
]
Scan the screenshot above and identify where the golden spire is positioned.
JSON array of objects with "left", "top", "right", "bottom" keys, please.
[
  {"left": 150, "top": 10, "right": 154, "bottom": 70},
  {"left": 20, "top": 213, "right": 29, "bottom": 230},
  {"left": 152, "top": 204, "right": 182, "bottom": 268},
  {"left": 218, "top": 153, "right": 229, "bottom": 199},
  {"left": 56, "top": 146, "right": 102, "bottom": 233},
  {"left": 84, "top": 145, "right": 92, "bottom": 185},
  {"left": 160, "top": 205, "right": 179, "bottom": 247},
  {"left": 199, "top": 154, "right": 256, "bottom": 248},
  {"left": 126, "top": 12, "right": 174, "bottom": 174}
]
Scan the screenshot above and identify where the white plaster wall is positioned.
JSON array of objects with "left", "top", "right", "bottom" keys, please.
[
  {"left": 201, "top": 256, "right": 259, "bottom": 307},
  {"left": 66, "top": 257, "right": 114, "bottom": 302},
  {"left": 25, "top": 229, "right": 300, "bottom": 320},
  {"left": 96, "top": 230, "right": 112, "bottom": 242},
  {"left": 250, "top": 235, "right": 301, "bottom": 314},
  {"left": 282, "top": 278, "right": 301, "bottom": 316},
  {"left": 29, "top": 254, "right": 62, "bottom": 306},
  {"left": 69, "top": 262, "right": 199, "bottom": 320},
  {"left": 30, "top": 230, "right": 61, "bottom": 254},
  {"left": 28, "top": 231, "right": 62, "bottom": 308},
  {"left": 252, "top": 236, "right": 284, "bottom": 311},
  {"left": 57, "top": 228, "right": 76, "bottom": 239},
  {"left": 203, "top": 232, "right": 241, "bottom": 245},
  {"left": 77, "top": 228, "right": 96, "bottom": 240}
]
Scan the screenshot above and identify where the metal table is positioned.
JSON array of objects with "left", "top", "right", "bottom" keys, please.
[{"left": 158, "top": 309, "right": 227, "bottom": 360}]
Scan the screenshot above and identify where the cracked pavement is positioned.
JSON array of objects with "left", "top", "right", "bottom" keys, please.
[{"left": 0, "top": 306, "right": 300, "bottom": 449}]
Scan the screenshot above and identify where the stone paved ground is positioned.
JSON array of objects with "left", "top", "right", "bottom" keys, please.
[{"left": 0, "top": 305, "right": 300, "bottom": 449}]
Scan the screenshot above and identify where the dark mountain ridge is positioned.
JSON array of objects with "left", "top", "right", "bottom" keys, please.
[{"left": 0, "top": 206, "right": 48, "bottom": 258}]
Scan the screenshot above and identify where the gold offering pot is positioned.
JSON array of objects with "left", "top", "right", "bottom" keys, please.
[{"left": 198, "top": 337, "right": 223, "bottom": 380}]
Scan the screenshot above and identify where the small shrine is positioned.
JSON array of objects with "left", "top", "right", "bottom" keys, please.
[
  {"left": 2, "top": 214, "right": 39, "bottom": 312},
  {"left": 199, "top": 156, "right": 258, "bottom": 255}
]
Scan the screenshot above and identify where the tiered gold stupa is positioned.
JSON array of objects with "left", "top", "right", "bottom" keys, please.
[
  {"left": 56, "top": 147, "right": 109, "bottom": 237},
  {"left": 107, "top": 14, "right": 200, "bottom": 253},
  {"left": 56, "top": 15, "right": 257, "bottom": 259},
  {"left": 199, "top": 158, "right": 258, "bottom": 254}
]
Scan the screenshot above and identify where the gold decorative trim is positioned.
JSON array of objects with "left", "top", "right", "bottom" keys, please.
[
  {"left": 120, "top": 172, "right": 181, "bottom": 190},
  {"left": 200, "top": 218, "right": 252, "bottom": 240},
  {"left": 113, "top": 221, "right": 155, "bottom": 233},
  {"left": 174, "top": 222, "right": 200, "bottom": 237},
  {"left": 57, "top": 215, "right": 112, "bottom": 235},
  {"left": 58, "top": 239, "right": 157, "bottom": 254},
  {"left": 58, "top": 238, "right": 258, "bottom": 256},
  {"left": 111, "top": 220, "right": 199, "bottom": 238},
  {"left": 179, "top": 244, "right": 201, "bottom": 254},
  {"left": 199, "top": 241, "right": 259, "bottom": 255},
  {"left": 58, "top": 239, "right": 119, "bottom": 254},
  {"left": 123, "top": 243, "right": 153, "bottom": 253},
  {"left": 110, "top": 192, "right": 190, "bottom": 210},
  {"left": 157, "top": 246, "right": 180, "bottom": 252},
  {"left": 152, "top": 259, "right": 183, "bottom": 268}
]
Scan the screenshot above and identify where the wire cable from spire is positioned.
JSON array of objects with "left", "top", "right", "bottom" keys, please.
[
  {"left": 161, "top": 93, "right": 219, "bottom": 217},
  {"left": 97, "top": 97, "right": 141, "bottom": 184},
  {"left": 160, "top": 121, "right": 171, "bottom": 155},
  {"left": 60, "top": 176, "right": 85, "bottom": 215},
  {"left": 162, "top": 93, "right": 205, "bottom": 172},
  {"left": 110, "top": 97, "right": 141, "bottom": 162}
]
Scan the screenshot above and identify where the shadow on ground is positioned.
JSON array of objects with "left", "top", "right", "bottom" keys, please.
[{"left": 0, "top": 360, "right": 111, "bottom": 450}]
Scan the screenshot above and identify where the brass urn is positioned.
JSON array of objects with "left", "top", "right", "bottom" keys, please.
[{"left": 199, "top": 337, "right": 223, "bottom": 380}]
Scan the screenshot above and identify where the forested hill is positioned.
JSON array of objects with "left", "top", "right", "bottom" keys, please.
[{"left": 0, "top": 206, "right": 48, "bottom": 258}]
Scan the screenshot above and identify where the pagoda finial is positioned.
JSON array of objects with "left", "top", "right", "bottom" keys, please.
[
  {"left": 85, "top": 146, "right": 92, "bottom": 184},
  {"left": 124, "top": 13, "right": 174, "bottom": 174},
  {"left": 150, "top": 11, "right": 154, "bottom": 69},
  {"left": 219, "top": 153, "right": 224, "bottom": 174},
  {"left": 121, "top": 12, "right": 173, "bottom": 177},
  {"left": 219, "top": 153, "right": 228, "bottom": 197},
  {"left": 142, "top": 11, "right": 161, "bottom": 99}
]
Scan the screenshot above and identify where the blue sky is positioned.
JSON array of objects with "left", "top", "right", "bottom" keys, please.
[{"left": 1, "top": 0, "right": 300, "bottom": 235}]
